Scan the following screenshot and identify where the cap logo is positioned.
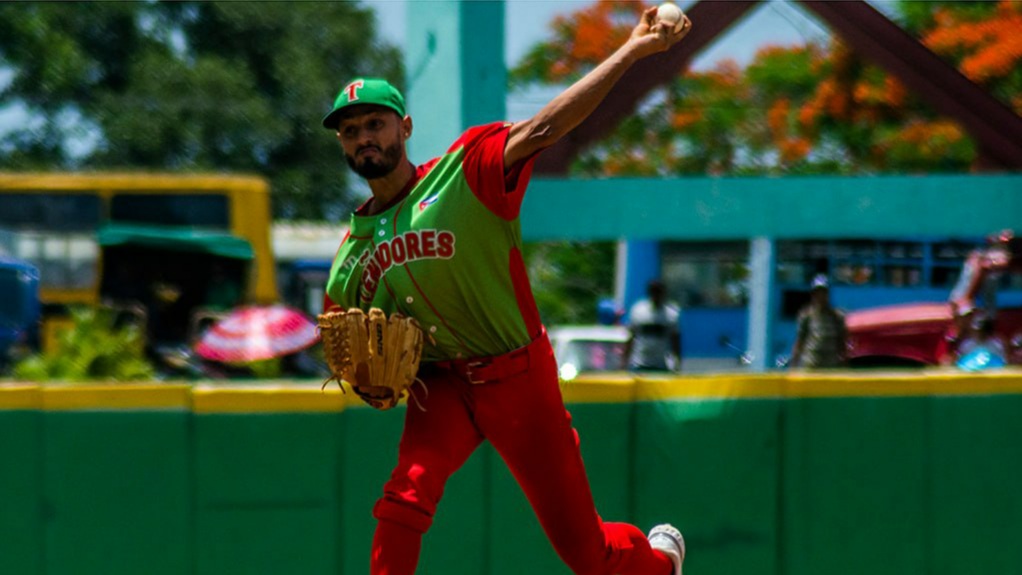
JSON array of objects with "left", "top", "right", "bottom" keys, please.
[
  {"left": 345, "top": 80, "right": 365, "bottom": 103},
  {"left": 323, "top": 78, "right": 405, "bottom": 130}
]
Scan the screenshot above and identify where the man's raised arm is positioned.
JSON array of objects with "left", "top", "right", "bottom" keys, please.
[{"left": 503, "top": 5, "right": 692, "bottom": 169}]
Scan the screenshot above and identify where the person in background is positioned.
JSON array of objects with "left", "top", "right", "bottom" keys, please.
[
  {"left": 104, "top": 260, "right": 146, "bottom": 306},
  {"left": 623, "top": 279, "right": 682, "bottom": 372},
  {"left": 188, "top": 262, "right": 242, "bottom": 346},
  {"left": 790, "top": 274, "right": 847, "bottom": 368},
  {"left": 203, "top": 261, "right": 242, "bottom": 312},
  {"left": 937, "top": 304, "right": 976, "bottom": 366},
  {"left": 955, "top": 313, "right": 1007, "bottom": 370}
]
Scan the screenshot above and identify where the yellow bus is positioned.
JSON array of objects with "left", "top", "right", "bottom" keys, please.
[{"left": 0, "top": 172, "right": 278, "bottom": 349}]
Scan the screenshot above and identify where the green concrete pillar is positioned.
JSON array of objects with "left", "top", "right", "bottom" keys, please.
[{"left": 405, "top": 1, "right": 506, "bottom": 162}]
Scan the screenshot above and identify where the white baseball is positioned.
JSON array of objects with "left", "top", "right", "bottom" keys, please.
[{"left": 656, "top": 2, "right": 685, "bottom": 33}]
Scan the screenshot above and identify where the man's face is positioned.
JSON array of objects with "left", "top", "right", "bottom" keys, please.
[{"left": 335, "top": 106, "right": 407, "bottom": 179}]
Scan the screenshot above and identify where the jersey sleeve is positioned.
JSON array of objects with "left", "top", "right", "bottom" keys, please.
[{"left": 453, "top": 122, "right": 539, "bottom": 221}]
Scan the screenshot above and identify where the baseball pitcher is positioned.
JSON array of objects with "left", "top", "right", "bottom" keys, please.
[{"left": 321, "top": 5, "right": 693, "bottom": 574}]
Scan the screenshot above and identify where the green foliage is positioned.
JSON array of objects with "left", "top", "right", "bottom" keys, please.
[
  {"left": 524, "top": 241, "right": 616, "bottom": 326},
  {"left": 745, "top": 45, "right": 822, "bottom": 100},
  {"left": 896, "top": 0, "right": 998, "bottom": 33},
  {"left": 246, "top": 358, "right": 282, "bottom": 379},
  {"left": 13, "top": 306, "right": 155, "bottom": 382},
  {"left": 0, "top": 1, "right": 404, "bottom": 219}
]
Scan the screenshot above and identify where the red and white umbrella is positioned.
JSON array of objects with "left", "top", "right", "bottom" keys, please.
[{"left": 194, "top": 304, "right": 319, "bottom": 363}]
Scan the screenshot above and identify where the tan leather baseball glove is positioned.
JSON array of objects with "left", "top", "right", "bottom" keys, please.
[{"left": 318, "top": 307, "right": 425, "bottom": 410}]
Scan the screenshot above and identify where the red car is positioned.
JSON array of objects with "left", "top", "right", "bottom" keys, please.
[{"left": 846, "top": 231, "right": 1022, "bottom": 367}]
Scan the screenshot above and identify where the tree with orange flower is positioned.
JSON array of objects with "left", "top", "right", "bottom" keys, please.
[{"left": 510, "top": 0, "right": 1021, "bottom": 176}]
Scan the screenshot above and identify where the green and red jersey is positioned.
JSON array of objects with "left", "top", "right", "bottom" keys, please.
[{"left": 325, "top": 122, "right": 542, "bottom": 362}]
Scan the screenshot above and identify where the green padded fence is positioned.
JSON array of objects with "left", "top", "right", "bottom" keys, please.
[{"left": 2, "top": 373, "right": 1022, "bottom": 575}]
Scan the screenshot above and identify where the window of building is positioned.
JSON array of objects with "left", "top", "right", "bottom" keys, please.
[{"left": 661, "top": 241, "right": 749, "bottom": 307}]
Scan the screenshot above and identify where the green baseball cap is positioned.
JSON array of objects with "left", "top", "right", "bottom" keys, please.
[{"left": 322, "top": 78, "right": 406, "bottom": 130}]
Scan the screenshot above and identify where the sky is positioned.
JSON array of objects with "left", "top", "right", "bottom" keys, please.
[{"left": 363, "top": 0, "right": 844, "bottom": 119}]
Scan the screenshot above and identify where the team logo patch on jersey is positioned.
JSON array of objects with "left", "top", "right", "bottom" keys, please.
[{"left": 418, "top": 194, "right": 440, "bottom": 211}]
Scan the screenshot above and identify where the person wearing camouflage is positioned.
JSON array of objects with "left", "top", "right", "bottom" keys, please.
[{"left": 791, "top": 274, "right": 848, "bottom": 368}]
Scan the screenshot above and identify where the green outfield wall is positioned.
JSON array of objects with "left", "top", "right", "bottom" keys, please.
[{"left": 2, "top": 374, "right": 1022, "bottom": 575}]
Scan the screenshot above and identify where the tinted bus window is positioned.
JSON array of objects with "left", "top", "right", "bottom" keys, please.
[
  {"left": 0, "top": 194, "right": 101, "bottom": 231},
  {"left": 110, "top": 193, "right": 230, "bottom": 227},
  {"left": 13, "top": 232, "right": 99, "bottom": 290}
]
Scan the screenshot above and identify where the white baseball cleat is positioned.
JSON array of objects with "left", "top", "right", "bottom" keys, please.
[{"left": 647, "top": 523, "right": 685, "bottom": 575}]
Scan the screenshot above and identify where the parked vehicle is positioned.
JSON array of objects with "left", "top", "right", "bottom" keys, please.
[
  {"left": 846, "top": 231, "right": 1022, "bottom": 367},
  {"left": 548, "top": 325, "right": 629, "bottom": 380},
  {"left": 0, "top": 256, "right": 40, "bottom": 372},
  {"left": 0, "top": 172, "right": 278, "bottom": 355}
]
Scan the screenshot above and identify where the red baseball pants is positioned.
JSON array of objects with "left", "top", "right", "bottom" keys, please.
[{"left": 369, "top": 332, "right": 673, "bottom": 575}]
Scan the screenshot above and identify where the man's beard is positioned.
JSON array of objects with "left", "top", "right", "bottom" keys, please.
[{"left": 345, "top": 143, "right": 403, "bottom": 179}]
